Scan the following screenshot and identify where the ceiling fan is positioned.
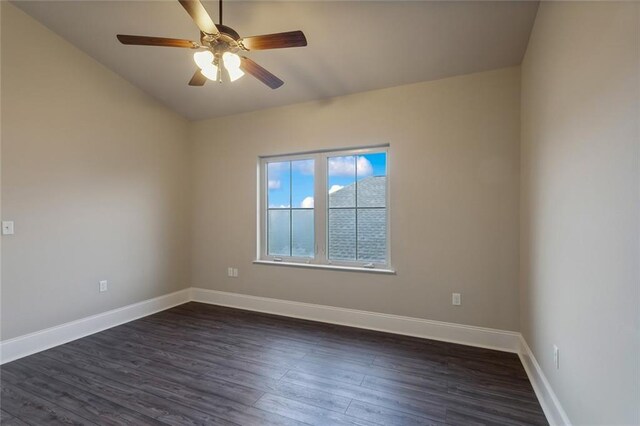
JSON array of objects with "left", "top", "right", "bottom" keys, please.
[{"left": 116, "top": 0, "right": 307, "bottom": 89}]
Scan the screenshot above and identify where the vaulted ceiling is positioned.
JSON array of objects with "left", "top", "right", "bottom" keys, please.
[{"left": 14, "top": 1, "right": 539, "bottom": 120}]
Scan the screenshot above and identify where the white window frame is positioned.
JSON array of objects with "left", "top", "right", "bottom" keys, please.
[{"left": 256, "top": 145, "right": 392, "bottom": 273}]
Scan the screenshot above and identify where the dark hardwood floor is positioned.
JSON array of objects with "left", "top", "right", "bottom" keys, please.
[{"left": 1, "top": 302, "right": 547, "bottom": 425}]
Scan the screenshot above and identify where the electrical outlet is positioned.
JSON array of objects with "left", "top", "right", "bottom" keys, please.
[
  {"left": 452, "top": 293, "right": 461, "bottom": 306},
  {"left": 227, "top": 267, "right": 233, "bottom": 277},
  {"left": 553, "top": 345, "right": 559, "bottom": 369},
  {"left": 99, "top": 280, "right": 108, "bottom": 293},
  {"left": 2, "top": 221, "right": 14, "bottom": 235},
  {"left": 232, "top": 268, "right": 238, "bottom": 277}
]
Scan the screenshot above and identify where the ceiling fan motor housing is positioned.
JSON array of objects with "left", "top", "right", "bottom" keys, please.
[{"left": 200, "top": 26, "right": 242, "bottom": 57}]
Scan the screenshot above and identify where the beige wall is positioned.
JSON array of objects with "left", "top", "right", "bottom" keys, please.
[
  {"left": 1, "top": 3, "right": 192, "bottom": 340},
  {"left": 520, "top": 2, "right": 639, "bottom": 424},
  {"left": 191, "top": 67, "right": 521, "bottom": 331}
]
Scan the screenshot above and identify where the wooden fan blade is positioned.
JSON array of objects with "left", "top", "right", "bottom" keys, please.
[
  {"left": 241, "top": 30, "right": 307, "bottom": 51},
  {"left": 117, "top": 34, "right": 198, "bottom": 48},
  {"left": 178, "top": 0, "right": 219, "bottom": 35},
  {"left": 240, "top": 57, "right": 284, "bottom": 89},
  {"left": 188, "top": 70, "right": 207, "bottom": 86}
]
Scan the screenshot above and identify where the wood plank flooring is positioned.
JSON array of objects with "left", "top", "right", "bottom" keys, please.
[{"left": 0, "top": 302, "right": 547, "bottom": 425}]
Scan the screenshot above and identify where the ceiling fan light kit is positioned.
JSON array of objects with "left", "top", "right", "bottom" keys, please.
[
  {"left": 193, "top": 50, "right": 242, "bottom": 83},
  {"left": 116, "top": 0, "right": 307, "bottom": 89}
]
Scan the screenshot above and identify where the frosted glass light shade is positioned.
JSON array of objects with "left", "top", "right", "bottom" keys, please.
[
  {"left": 222, "top": 52, "right": 241, "bottom": 69},
  {"left": 200, "top": 64, "right": 218, "bottom": 81},
  {"left": 227, "top": 67, "right": 245, "bottom": 82},
  {"left": 193, "top": 50, "right": 214, "bottom": 69},
  {"left": 222, "top": 52, "right": 244, "bottom": 82}
]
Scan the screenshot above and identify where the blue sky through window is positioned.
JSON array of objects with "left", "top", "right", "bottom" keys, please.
[
  {"left": 328, "top": 153, "right": 387, "bottom": 196},
  {"left": 268, "top": 160, "right": 314, "bottom": 208},
  {"left": 267, "top": 153, "right": 386, "bottom": 209}
]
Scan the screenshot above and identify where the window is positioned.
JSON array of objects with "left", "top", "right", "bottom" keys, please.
[
  {"left": 266, "top": 159, "right": 315, "bottom": 258},
  {"left": 258, "top": 146, "right": 390, "bottom": 270}
]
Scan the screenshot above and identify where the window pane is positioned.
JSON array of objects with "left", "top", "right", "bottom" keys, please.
[
  {"left": 292, "top": 210, "right": 314, "bottom": 257},
  {"left": 292, "top": 159, "right": 314, "bottom": 209},
  {"left": 268, "top": 161, "right": 290, "bottom": 208},
  {"left": 357, "top": 208, "right": 386, "bottom": 262},
  {"left": 328, "top": 208, "right": 356, "bottom": 260},
  {"left": 328, "top": 156, "right": 355, "bottom": 208},
  {"left": 357, "top": 153, "right": 387, "bottom": 207},
  {"left": 268, "top": 210, "right": 290, "bottom": 256}
]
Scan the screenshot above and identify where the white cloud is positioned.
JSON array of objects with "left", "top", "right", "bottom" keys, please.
[
  {"left": 269, "top": 160, "right": 314, "bottom": 176},
  {"left": 292, "top": 159, "right": 314, "bottom": 175},
  {"left": 268, "top": 162, "right": 288, "bottom": 172},
  {"left": 268, "top": 180, "right": 281, "bottom": 189},
  {"left": 301, "top": 196, "right": 314, "bottom": 208},
  {"left": 356, "top": 157, "right": 373, "bottom": 176},
  {"left": 328, "top": 185, "right": 344, "bottom": 194},
  {"left": 328, "top": 156, "right": 373, "bottom": 177}
]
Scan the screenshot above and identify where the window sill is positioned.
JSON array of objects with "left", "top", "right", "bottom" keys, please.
[{"left": 253, "top": 260, "right": 396, "bottom": 275}]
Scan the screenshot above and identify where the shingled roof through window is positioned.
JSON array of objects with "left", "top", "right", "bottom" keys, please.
[{"left": 328, "top": 176, "right": 387, "bottom": 262}]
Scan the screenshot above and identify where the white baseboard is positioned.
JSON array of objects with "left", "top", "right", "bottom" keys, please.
[
  {"left": 0, "top": 289, "right": 190, "bottom": 364},
  {"left": 0, "top": 285, "right": 562, "bottom": 426},
  {"left": 190, "top": 288, "right": 522, "bottom": 353},
  {"left": 518, "top": 337, "right": 571, "bottom": 426},
  {"left": 193, "top": 288, "right": 563, "bottom": 425}
]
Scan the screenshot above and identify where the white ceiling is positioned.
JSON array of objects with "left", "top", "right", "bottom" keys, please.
[{"left": 14, "top": 1, "right": 539, "bottom": 121}]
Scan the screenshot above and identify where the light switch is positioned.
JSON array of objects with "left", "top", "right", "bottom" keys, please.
[
  {"left": 2, "top": 221, "right": 14, "bottom": 235},
  {"left": 452, "top": 293, "right": 461, "bottom": 306}
]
